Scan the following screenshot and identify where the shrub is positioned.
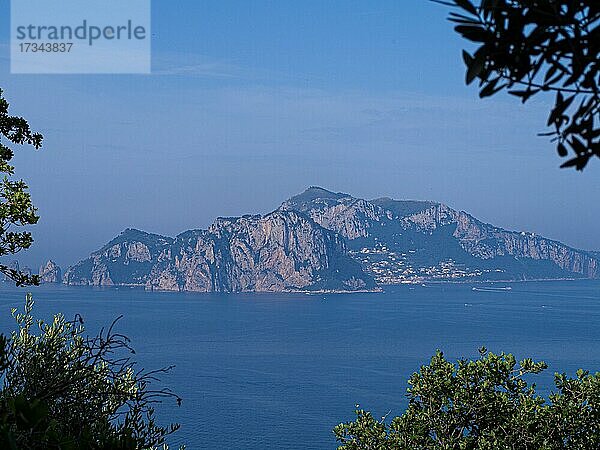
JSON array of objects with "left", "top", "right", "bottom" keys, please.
[
  {"left": 334, "top": 348, "right": 600, "bottom": 449},
  {"left": 0, "top": 294, "right": 183, "bottom": 450}
]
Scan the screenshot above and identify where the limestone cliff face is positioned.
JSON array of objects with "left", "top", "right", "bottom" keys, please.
[
  {"left": 281, "top": 188, "right": 387, "bottom": 240},
  {"left": 281, "top": 187, "right": 600, "bottom": 280},
  {"left": 39, "top": 260, "right": 62, "bottom": 283},
  {"left": 65, "top": 212, "right": 374, "bottom": 292},
  {"left": 63, "top": 229, "right": 174, "bottom": 286}
]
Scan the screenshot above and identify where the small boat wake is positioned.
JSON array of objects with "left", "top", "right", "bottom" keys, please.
[{"left": 472, "top": 286, "right": 512, "bottom": 293}]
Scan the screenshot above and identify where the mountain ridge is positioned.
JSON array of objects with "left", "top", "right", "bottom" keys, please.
[
  {"left": 279, "top": 187, "right": 598, "bottom": 283},
  {"left": 63, "top": 187, "right": 600, "bottom": 291},
  {"left": 64, "top": 209, "right": 375, "bottom": 292}
]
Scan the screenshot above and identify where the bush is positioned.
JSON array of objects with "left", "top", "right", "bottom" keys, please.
[
  {"left": 334, "top": 348, "right": 600, "bottom": 449},
  {"left": 0, "top": 294, "right": 183, "bottom": 450}
]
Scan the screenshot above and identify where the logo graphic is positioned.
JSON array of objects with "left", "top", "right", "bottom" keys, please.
[{"left": 11, "top": 0, "right": 151, "bottom": 74}]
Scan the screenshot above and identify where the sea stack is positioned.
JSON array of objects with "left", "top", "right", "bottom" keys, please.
[{"left": 39, "top": 260, "right": 62, "bottom": 284}]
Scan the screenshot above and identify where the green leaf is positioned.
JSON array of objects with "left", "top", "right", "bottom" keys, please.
[
  {"left": 560, "top": 156, "right": 585, "bottom": 170},
  {"left": 508, "top": 88, "right": 540, "bottom": 103},
  {"left": 454, "top": 24, "right": 489, "bottom": 42},
  {"left": 557, "top": 142, "right": 568, "bottom": 157},
  {"left": 454, "top": 0, "right": 478, "bottom": 16},
  {"left": 569, "top": 136, "right": 588, "bottom": 155},
  {"left": 479, "top": 78, "right": 506, "bottom": 98},
  {"left": 465, "top": 51, "right": 486, "bottom": 85}
]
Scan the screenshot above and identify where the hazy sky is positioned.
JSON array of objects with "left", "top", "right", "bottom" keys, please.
[{"left": 0, "top": 0, "right": 598, "bottom": 270}]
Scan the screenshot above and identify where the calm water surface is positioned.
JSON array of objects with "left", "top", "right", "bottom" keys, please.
[{"left": 0, "top": 280, "right": 598, "bottom": 449}]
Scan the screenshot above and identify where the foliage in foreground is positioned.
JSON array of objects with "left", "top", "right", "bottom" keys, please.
[
  {"left": 334, "top": 348, "right": 600, "bottom": 449},
  {"left": 0, "top": 295, "right": 182, "bottom": 450},
  {"left": 0, "top": 88, "right": 43, "bottom": 286},
  {"left": 438, "top": 0, "right": 599, "bottom": 170}
]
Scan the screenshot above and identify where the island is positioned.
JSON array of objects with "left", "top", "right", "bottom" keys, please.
[{"left": 62, "top": 187, "right": 599, "bottom": 292}]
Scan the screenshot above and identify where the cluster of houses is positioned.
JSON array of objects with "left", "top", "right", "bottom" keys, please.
[{"left": 350, "top": 246, "right": 504, "bottom": 284}]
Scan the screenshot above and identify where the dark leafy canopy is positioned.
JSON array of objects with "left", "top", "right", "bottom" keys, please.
[
  {"left": 334, "top": 348, "right": 600, "bottom": 449},
  {"left": 0, "top": 88, "right": 43, "bottom": 285},
  {"left": 437, "top": 0, "right": 600, "bottom": 171},
  {"left": 0, "top": 295, "right": 183, "bottom": 450}
]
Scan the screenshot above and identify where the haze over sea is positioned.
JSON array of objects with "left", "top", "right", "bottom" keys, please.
[{"left": 1, "top": 280, "right": 598, "bottom": 449}]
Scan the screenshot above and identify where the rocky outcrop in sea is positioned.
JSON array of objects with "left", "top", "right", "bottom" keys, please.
[{"left": 39, "top": 260, "right": 62, "bottom": 283}]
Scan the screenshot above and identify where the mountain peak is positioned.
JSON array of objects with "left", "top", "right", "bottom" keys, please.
[
  {"left": 307, "top": 186, "right": 334, "bottom": 192},
  {"left": 282, "top": 187, "right": 351, "bottom": 210},
  {"left": 100, "top": 229, "right": 173, "bottom": 251},
  {"left": 120, "top": 228, "right": 152, "bottom": 237}
]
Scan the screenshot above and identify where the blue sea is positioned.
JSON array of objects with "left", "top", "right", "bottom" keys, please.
[{"left": 0, "top": 280, "right": 599, "bottom": 449}]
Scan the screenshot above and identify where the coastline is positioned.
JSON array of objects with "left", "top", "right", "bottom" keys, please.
[
  {"left": 423, "top": 277, "right": 583, "bottom": 286},
  {"left": 53, "top": 277, "right": 596, "bottom": 295}
]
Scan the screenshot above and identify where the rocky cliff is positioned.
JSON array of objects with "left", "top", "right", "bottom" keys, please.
[
  {"left": 280, "top": 187, "right": 600, "bottom": 282},
  {"left": 39, "top": 260, "right": 62, "bottom": 283},
  {"left": 63, "top": 229, "right": 174, "bottom": 286},
  {"left": 65, "top": 212, "right": 374, "bottom": 292}
]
